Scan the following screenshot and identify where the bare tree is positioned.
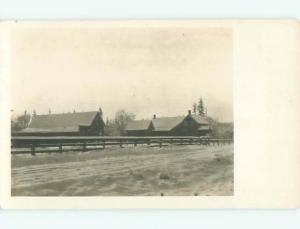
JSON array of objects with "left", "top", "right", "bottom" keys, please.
[
  {"left": 11, "top": 111, "right": 31, "bottom": 133},
  {"left": 114, "top": 109, "right": 136, "bottom": 135}
]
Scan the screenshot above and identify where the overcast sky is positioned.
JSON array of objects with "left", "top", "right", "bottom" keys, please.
[{"left": 11, "top": 25, "right": 233, "bottom": 122}]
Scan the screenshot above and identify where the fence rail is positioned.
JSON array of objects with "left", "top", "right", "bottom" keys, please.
[{"left": 11, "top": 136, "right": 233, "bottom": 155}]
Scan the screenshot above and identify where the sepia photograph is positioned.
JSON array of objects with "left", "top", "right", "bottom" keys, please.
[{"left": 10, "top": 23, "right": 234, "bottom": 196}]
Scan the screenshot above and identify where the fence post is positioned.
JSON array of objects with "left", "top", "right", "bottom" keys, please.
[
  {"left": 120, "top": 139, "right": 123, "bottom": 148},
  {"left": 147, "top": 139, "right": 151, "bottom": 145},
  {"left": 134, "top": 140, "right": 137, "bottom": 147},
  {"left": 83, "top": 141, "right": 86, "bottom": 152},
  {"left": 59, "top": 144, "right": 62, "bottom": 154},
  {"left": 103, "top": 139, "right": 106, "bottom": 149},
  {"left": 30, "top": 144, "right": 36, "bottom": 156},
  {"left": 159, "top": 139, "right": 162, "bottom": 148}
]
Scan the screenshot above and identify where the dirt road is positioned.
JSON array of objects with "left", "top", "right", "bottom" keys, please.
[{"left": 11, "top": 144, "right": 233, "bottom": 196}]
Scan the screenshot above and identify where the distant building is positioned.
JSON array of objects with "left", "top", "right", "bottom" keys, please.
[
  {"left": 15, "top": 110, "right": 105, "bottom": 136},
  {"left": 125, "top": 119, "right": 154, "bottom": 136},
  {"left": 151, "top": 116, "right": 186, "bottom": 136},
  {"left": 125, "top": 110, "right": 211, "bottom": 136}
]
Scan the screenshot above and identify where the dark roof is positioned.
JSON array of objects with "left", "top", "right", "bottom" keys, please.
[
  {"left": 19, "top": 111, "right": 100, "bottom": 133},
  {"left": 190, "top": 115, "right": 209, "bottom": 125},
  {"left": 152, "top": 116, "right": 185, "bottom": 131},
  {"left": 18, "top": 126, "right": 79, "bottom": 133},
  {"left": 126, "top": 120, "right": 151, "bottom": 131},
  {"left": 126, "top": 113, "right": 210, "bottom": 133}
]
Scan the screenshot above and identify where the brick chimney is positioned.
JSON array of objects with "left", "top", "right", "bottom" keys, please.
[{"left": 153, "top": 114, "right": 156, "bottom": 119}]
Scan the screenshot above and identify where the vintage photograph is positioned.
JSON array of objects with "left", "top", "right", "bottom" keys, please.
[{"left": 10, "top": 23, "right": 234, "bottom": 196}]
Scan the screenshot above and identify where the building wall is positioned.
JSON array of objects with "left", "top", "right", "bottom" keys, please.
[
  {"left": 126, "top": 122, "right": 154, "bottom": 136},
  {"left": 172, "top": 116, "right": 197, "bottom": 136},
  {"left": 198, "top": 129, "right": 211, "bottom": 136},
  {"left": 126, "top": 130, "right": 149, "bottom": 136},
  {"left": 150, "top": 116, "right": 210, "bottom": 136},
  {"left": 80, "top": 113, "right": 104, "bottom": 136},
  {"left": 150, "top": 131, "right": 171, "bottom": 136}
]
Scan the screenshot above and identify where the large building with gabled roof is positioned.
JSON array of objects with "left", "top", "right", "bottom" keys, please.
[
  {"left": 151, "top": 116, "right": 185, "bottom": 135},
  {"left": 16, "top": 110, "right": 105, "bottom": 136},
  {"left": 125, "top": 110, "right": 211, "bottom": 136},
  {"left": 125, "top": 119, "right": 154, "bottom": 136}
]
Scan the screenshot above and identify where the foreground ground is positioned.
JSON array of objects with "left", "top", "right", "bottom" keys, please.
[{"left": 11, "top": 144, "right": 233, "bottom": 196}]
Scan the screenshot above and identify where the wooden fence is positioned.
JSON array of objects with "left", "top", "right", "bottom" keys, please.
[{"left": 11, "top": 136, "right": 233, "bottom": 155}]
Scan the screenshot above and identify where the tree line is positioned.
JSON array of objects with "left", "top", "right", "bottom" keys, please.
[
  {"left": 192, "top": 97, "right": 208, "bottom": 116},
  {"left": 11, "top": 97, "right": 233, "bottom": 139},
  {"left": 11, "top": 110, "right": 31, "bottom": 134}
]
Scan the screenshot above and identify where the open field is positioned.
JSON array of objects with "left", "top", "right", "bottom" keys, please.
[{"left": 11, "top": 144, "right": 234, "bottom": 196}]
